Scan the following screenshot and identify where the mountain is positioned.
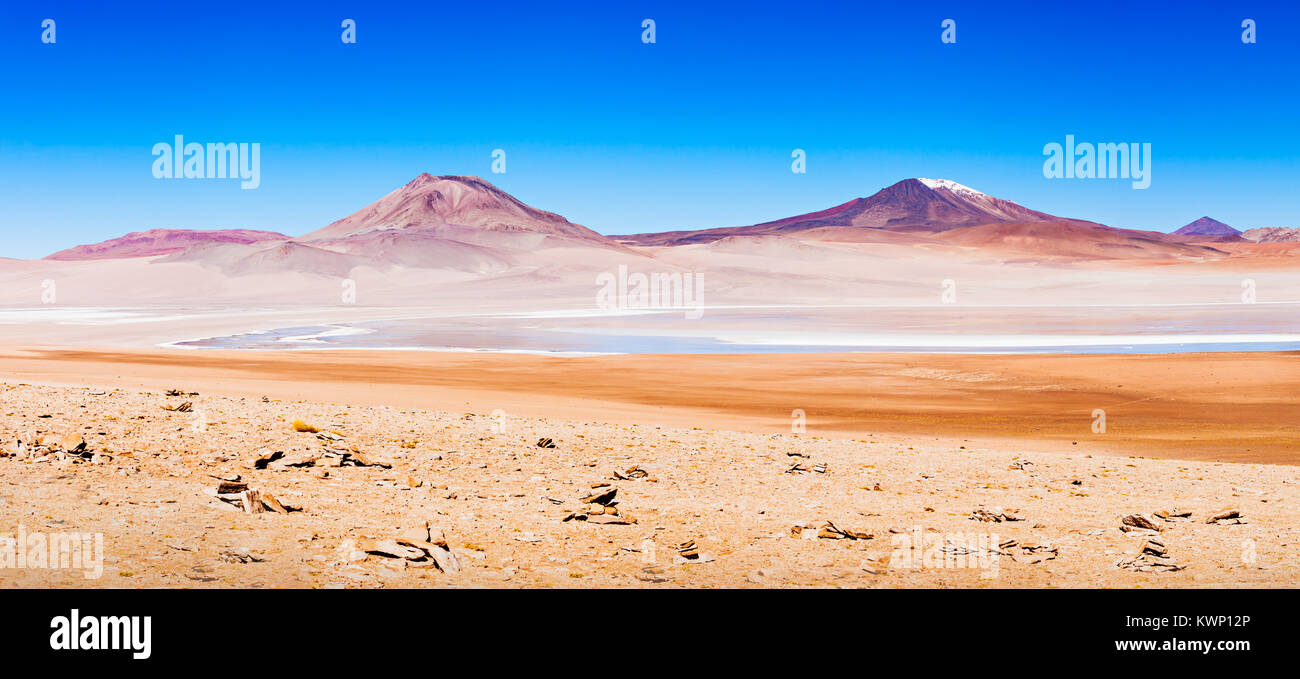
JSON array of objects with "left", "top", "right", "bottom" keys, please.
[
  {"left": 45, "top": 228, "right": 289, "bottom": 261},
  {"left": 320, "top": 226, "right": 515, "bottom": 273},
  {"left": 300, "top": 174, "right": 616, "bottom": 247},
  {"left": 1242, "top": 227, "right": 1300, "bottom": 243},
  {"left": 618, "top": 178, "right": 1063, "bottom": 246},
  {"left": 223, "top": 242, "right": 368, "bottom": 278},
  {"left": 1172, "top": 217, "right": 1241, "bottom": 237},
  {"left": 935, "top": 220, "right": 1226, "bottom": 261}
]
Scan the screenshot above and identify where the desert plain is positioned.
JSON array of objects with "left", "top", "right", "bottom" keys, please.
[
  {"left": 2, "top": 175, "right": 1299, "bottom": 588},
  {"left": 0, "top": 346, "right": 1297, "bottom": 588}
]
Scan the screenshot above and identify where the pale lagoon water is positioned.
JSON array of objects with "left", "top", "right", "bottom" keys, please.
[{"left": 163, "top": 304, "right": 1300, "bottom": 355}]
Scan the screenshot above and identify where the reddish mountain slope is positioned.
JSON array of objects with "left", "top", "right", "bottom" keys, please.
[
  {"left": 45, "top": 229, "right": 289, "bottom": 261},
  {"left": 300, "top": 174, "right": 616, "bottom": 247},
  {"left": 618, "top": 178, "right": 1062, "bottom": 246}
]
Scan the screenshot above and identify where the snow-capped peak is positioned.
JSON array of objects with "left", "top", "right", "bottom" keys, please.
[{"left": 917, "top": 178, "right": 986, "bottom": 198}]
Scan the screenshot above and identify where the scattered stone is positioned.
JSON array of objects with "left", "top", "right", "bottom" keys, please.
[
  {"left": 613, "top": 466, "right": 649, "bottom": 480},
  {"left": 215, "top": 480, "right": 248, "bottom": 494},
  {"left": 1117, "top": 538, "right": 1186, "bottom": 572},
  {"left": 260, "top": 492, "right": 292, "bottom": 514},
  {"left": 241, "top": 489, "right": 265, "bottom": 514},
  {"left": 1154, "top": 509, "right": 1192, "bottom": 522},
  {"left": 1205, "top": 509, "right": 1245, "bottom": 525},
  {"left": 1011, "top": 541, "right": 1060, "bottom": 564},
  {"left": 271, "top": 451, "right": 321, "bottom": 469},
  {"left": 675, "top": 539, "right": 714, "bottom": 563},
  {"left": 372, "top": 521, "right": 462, "bottom": 574},
  {"left": 1121, "top": 514, "right": 1163, "bottom": 532},
  {"left": 346, "top": 446, "right": 392, "bottom": 468},
  {"left": 249, "top": 449, "right": 284, "bottom": 469},
  {"left": 55, "top": 433, "right": 87, "bottom": 453},
  {"left": 817, "top": 521, "right": 872, "bottom": 540},
  {"left": 970, "top": 507, "right": 1023, "bottom": 523},
  {"left": 219, "top": 548, "right": 265, "bottom": 564},
  {"left": 208, "top": 485, "right": 299, "bottom": 513},
  {"left": 364, "top": 539, "right": 426, "bottom": 560},
  {"left": 581, "top": 487, "right": 618, "bottom": 506}
]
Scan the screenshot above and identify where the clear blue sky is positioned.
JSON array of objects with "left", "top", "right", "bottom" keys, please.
[{"left": 1, "top": 1, "right": 1297, "bottom": 258}]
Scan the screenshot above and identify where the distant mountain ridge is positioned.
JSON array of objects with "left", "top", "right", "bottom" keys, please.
[
  {"left": 1242, "top": 227, "right": 1300, "bottom": 243},
  {"left": 617, "top": 178, "right": 1065, "bottom": 246},
  {"left": 34, "top": 176, "right": 1271, "bottom": 269},
  {"left": 45, "top": 228, "right": 289, "bottom": 261}
]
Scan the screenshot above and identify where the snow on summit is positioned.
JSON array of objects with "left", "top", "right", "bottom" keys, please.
[{"left": 917, "top": 178, "right": 986, "bottom": 197}]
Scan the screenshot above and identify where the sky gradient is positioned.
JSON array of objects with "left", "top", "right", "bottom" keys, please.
[{"left": 1, "top": 1, "right": 1297, "bottom": 258}]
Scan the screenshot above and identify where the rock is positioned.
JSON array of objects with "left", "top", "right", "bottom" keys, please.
[
  {"left": 1205, "top": 509, "right": 1244, "bottom": 524},
  {"left": 346, "top": 447, "right": 391, "bottom": 468},
  {"left": 1117, "top": 538, "right": 1186, "bottom": 572},
  {"left": 536, "top": 437, "right": 556, "bottom": 449},
  {"left": 260, "top": 492, "right": 292, "bottom": 514},
  {"left": 240, "top": 489, "right": 265, "bottom": 514},
  {"left": 271, "top": 451, "right": 320, "bottom": 469},
  {"left": 216, "top": 480, "right": 249, "bottom": 494},
  {"left": 581, "top": 487, "right": 618, "bottom": 506},
  {"left": 817, "top": 521, "right": 872, "bottom": 540},
  {"left": 613, "top": 466, "right": 649, "bottom": 480},
  {"left": 1121, "top": 514, "right": 1162, "bottom": 532},
  {"left": 249, "top": 449, "right": 284, "bottom": 469},
  {"left": 675, "top": 540, "right": 714, "bottom": 563},
  {"left": 389, "top": 521, "right": 463, "bottom": 574},
  {"left": 55, "top": 433, "right": 87, "bottom": 454},
  {"left": 218, "top": 548, "right": 265, "bottom": 564},
  {"left": 364, "top": 539, "right": 427, "bottom": 560},
  {"left": 971, "top": 507, "right": 1023, "bottom": 523},
  {"left": 1011, "top": 541, "right": 1060, "bottom": 564}
]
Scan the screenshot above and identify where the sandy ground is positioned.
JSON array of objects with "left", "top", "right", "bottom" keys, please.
[
  {"left": 1, "top": 347, "right": 1296, "bottom": 462},
  {"left": 0, "top": 349, "right": 1297, "bottom": 588}
]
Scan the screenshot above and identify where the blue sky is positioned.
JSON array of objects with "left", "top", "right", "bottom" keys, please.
[{"left": 1, "top": 1, "right": 1297, "bottom": 258}]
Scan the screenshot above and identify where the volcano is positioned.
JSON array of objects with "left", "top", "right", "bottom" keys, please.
[
  {"left": 299, "top": 173, "right": 616, "bottom": 248},
  {"left": 617, "top": 178, "right": 1064, "bottom": 246}
]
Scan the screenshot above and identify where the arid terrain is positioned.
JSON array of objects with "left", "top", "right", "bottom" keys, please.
[
  {"left": 2, "top": 174, "right": 1298, "bottom": 589},
  {"left": 1, "top": 349, "right": 1298, "bottom": 588}
]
